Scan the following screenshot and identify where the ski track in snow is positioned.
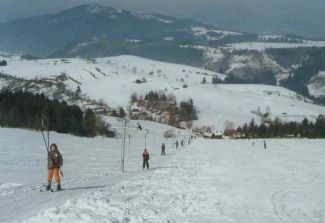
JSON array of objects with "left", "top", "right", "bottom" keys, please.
[{"left": 6, "top": 134, "right": 324, "bottom": 223}]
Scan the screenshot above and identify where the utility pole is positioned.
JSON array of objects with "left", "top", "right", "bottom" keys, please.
[
  {"left": 110, "top": 119, "right": 146, "bottom": 172},
  {"left": 111, "top": 118, "right": 142, "bottom": 172},
  {"left": 144, "top": 129, "right": 149, "bottom": 148},
  {"left": 128, "top": 134, "right": 131, "bottom": 158},
  {"left": 120, "top": 118, "right": 127, "bottom": 172}
]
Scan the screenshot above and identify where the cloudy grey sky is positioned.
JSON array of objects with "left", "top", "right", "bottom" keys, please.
[{"left": 1, "top": 0, "right": 324, "bottom": 38}]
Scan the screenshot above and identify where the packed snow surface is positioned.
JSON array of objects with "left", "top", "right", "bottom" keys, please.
[
  {"left": 0, "top": 120, "right": 189, "bottom": 222},
  {"left": 1, "top": 127, "right": 324, "bottom": 223}
]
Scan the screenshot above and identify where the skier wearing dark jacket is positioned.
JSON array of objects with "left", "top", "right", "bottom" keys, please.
[
  {"left": 161, "top": 143, "right": 166, "bottom": 156},
  {"left": 142, "top": 148, "right": 149, "bottom": 169},
  {"left": 46, "top": 143, "right": 63, "bottom": 191}
]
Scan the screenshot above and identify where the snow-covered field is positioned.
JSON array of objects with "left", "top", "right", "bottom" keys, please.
[
  {"left": 1, "top": 127, "right": 324, "bottom": 223},
  {"left": 1, "top": 55, "right": 325, "bottom": 129},
  {"left": 191, "top": 26, "right": 242, "bottom": 41},
  {"left": 225, "top": 53, "right": 286, "bottom": 75},
  {"left": 308, "top": 71, "right": 325, "bottom": 97},
  {"left": 223, "top": 41, "right": 325, "bottom": 51}
]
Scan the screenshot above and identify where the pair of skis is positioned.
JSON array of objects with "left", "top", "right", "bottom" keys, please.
[
  {"left": 40, "top": 188, "right": 62, "bottom": 192},
  {"left": 40, "top": 182, "right": 63, "bottom": 192}
]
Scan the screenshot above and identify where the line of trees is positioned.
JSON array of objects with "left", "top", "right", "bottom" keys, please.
[
  {"left": 0, "top": 91, "right": 110, "bottom": 137},
  {"left": 143, "top": 91, "right": 176, "bottom": 102},
  {"left": 111, "top": 107, "right": 126, "bottom": 118},
  {"left": 236, "top": 116, "right": 325, "bottom": 138},
  {"left": 212, "top": 71, "right": 276, "bottom": 85}
]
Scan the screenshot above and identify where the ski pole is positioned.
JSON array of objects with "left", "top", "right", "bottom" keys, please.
[
  {"left": 41, "top": 130, "right": 49, "bottom": 152},
  {"left": 60, "top": 168, "right": 64, "bottom": 177},
  {"left": 42, "top": 115, "right": 50, "bottom": 148}
]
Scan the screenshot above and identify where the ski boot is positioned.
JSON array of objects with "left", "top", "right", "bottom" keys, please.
[
  {"left": 57, "top": 184, "right": 62, "bottom": 191},
  {"left": 46, "top": 183, "right": 51, "bottom": 191}
]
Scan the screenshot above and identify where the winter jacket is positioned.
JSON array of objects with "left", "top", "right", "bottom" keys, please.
[
  {"left": 48, "top": 150, "right": 63, "bottom": 169},
  {"left": 143, "top": 152, "right": 149, "bottom": 161}
]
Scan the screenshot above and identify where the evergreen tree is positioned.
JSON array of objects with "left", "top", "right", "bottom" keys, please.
[
  {"left": 83, "top": 109, "right": 96, "bottom": 137},
  {"left": 212, "top": 76, "right": 222, "bottom": 84},
  {"left": 119, "top": 107, "right": 126, "bottom": 118},
  {"left": 111, "top": 109, "right": 119, "bottom": 117},
  {"left": 0, "top": 60, "right": 7, "bottom": 66}
]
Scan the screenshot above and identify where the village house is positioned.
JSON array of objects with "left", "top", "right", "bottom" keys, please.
[
  {"left": 224, "top": 128, "right": 236, "bottom": 138},
  {"left": 203, "top": 131, "right": 223, "bottom": 139}
]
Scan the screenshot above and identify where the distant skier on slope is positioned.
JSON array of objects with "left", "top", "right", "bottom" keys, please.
[
  {"left": 161, "top": 143, "right": 166, "bottom": 156},
  {"left": 175, "top": 140, "right": 179, "bottom": 148},
  {"left": 46, "top": 143, "right": 63, "bottom": 191},
  {"left": 137, "top": 122, "right": 142, "bottom": 130},
  {"left": 264, "top": 140, "right": 267, "bottom": 149},
  {"left": 142, "top": 148, "right": 150, "bottom": 169}
]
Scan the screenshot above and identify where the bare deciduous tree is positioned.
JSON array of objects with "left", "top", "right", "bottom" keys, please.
[{"left": 224, "top": 120, "right": 235, "bottom": 131}]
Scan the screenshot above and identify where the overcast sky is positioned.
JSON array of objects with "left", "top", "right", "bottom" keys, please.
[{"left": 1, "top": 0, "right": 324, "bottom": 38}]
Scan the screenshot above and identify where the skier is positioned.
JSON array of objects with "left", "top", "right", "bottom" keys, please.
[
  {"left": 142, "top": 148, "right": 150, "bottom": 169},
  {"left": 137, "top": 122, "right": 142, "bottom": 130},
  {"left": 181, "top": 139, "right": 184, "bottom": 147},
  {"left": 264, "top": 140, "right": 267, "bottom": 149},
  {"left": 161, "top": 143, "right": 166, "bottom": 156},
  {"left": 175, "top": 140, "right": 179, "bottom": 148},
  {"left": 46, "top": 143, "right": 63, "bottom": 191}
]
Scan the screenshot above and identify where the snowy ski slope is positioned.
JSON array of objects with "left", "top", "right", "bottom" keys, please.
[
  {"left": 0, "top": 127, "right": 324, "bottom": 223},
  {"left": 0, "top": 120, "right": 190, "bottom": 222}
]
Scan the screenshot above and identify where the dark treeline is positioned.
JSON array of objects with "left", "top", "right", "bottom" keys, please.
[
  {"left": 144, "top": 91, "right": 175, "bottom": 102},
  {"left": 236, "top": 116, "right": 325, "bottom": 138},
  {"left": 212, "top": 70, "right": 276, "bottom": 85},
  {"left": 0, "top": 91, "right": 106, "bottom": 137},
  {"left": 0, "top": 60, "right": 7, "bottom": 66}
]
